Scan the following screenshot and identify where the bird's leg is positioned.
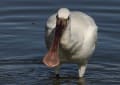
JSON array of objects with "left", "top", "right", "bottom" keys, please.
[
  {"left": 78, "top": 64, "right": 87, "bottom": 78},
  {"left": 55, "top": 65, "right": 61, "bottom": 78}
]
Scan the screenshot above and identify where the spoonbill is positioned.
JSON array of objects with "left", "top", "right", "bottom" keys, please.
[{"left": 43, "top": 8, "right": 97, "bottom": 78}]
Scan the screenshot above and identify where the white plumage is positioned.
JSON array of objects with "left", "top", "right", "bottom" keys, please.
[
  {"left": 57, "top": 8, "right": 70, "bottom": 19},
  {"left": 44, "top": 8, "right": 97, "bottom": 77}
]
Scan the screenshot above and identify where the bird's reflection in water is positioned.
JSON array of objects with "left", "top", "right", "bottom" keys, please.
[{"left": 52, "top": 76, "right": 86, "bottom": 85}]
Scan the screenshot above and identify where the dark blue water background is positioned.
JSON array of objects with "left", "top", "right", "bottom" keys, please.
[{"left": 0, "top": 0, "right": 120, "bottom": 85}]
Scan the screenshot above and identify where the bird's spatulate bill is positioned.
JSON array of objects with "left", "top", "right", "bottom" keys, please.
[
  {"left": 43, "top": 49, "right": 59, "bottom": 67},
  {"left": 43, "top": 27, "right": 61, "bottom": 67}
]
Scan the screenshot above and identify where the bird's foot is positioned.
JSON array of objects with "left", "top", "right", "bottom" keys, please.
[{"left": 56, "top": 74, "right": 60, "bottom": 78}]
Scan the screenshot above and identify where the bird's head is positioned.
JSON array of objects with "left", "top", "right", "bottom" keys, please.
[
  {"left": 43, "top": 8, "right": 70, "bottom": 68},
  {"left": 56, "top": 8, "right": 70, "bottom": 31}
]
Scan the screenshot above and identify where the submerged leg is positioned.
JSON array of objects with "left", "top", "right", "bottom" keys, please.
[
  {"left": 78, "top": 64, "right": 87, "bottom": 78},
  {"left": 55, "top": 65, "right": 61, "bottom": 78}
]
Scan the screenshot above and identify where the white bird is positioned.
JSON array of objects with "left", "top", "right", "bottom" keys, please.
[{"left": 43, "top": 8, "right": 97, "bottom": 78}]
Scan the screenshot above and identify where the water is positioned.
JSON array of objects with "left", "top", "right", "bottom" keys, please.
[{"left": 0, "top": 0, "right": 120, "bottom": 85}]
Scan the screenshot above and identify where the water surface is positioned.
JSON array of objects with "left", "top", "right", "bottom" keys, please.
[{"left": 0, "top": 0, "right": 120, "bottom": 85}]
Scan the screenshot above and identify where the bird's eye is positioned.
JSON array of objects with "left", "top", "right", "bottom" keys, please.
[
  {"left": 68, "top": 16, "right": 70, "bottom": 20},
  {"left": 56, "top": 15, "right": 59, "bottom": 19}
]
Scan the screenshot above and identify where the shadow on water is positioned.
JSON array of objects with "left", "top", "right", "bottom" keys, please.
[{"left": 51, "top": 77, "right": 86, "bottom": 85}]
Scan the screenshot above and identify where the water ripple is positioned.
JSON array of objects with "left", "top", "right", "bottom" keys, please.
[{"left": 0, "top": 0, "right": 120, "bottom": 85}]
